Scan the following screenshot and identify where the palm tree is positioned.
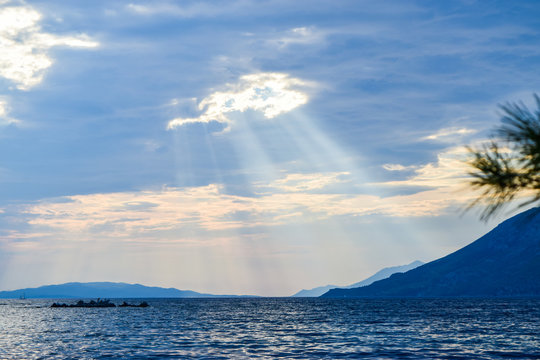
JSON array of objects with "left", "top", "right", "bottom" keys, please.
[{"left": 467, "top": 94, "right": 540, "bottom": 220}]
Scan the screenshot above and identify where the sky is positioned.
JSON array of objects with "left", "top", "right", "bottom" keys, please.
[{"left": 0, "top": 0, "right": 539, "bottom": 296}]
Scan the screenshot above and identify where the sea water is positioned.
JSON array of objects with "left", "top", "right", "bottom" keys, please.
[{"left": 0, "top": 298, "right": 538, "bottom": 359}]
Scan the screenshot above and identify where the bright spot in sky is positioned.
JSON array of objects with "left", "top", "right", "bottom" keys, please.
[
  {"left": 0, "top": 1, "right": 98, "bottom": 90},
  {"left": 0, "top": 98, "right": 8, "bottom": 118},
  {"left": 0, "top": 97, "right": 17, "bottom": 125},
  {"left": 382, "top": 164, "right": 416, "bottom": 172},
  {"left": 167, "top": 72, "right": 310, "bottom": 130},
  {"left": 422, "top": 127, "right": 477, "bottom": 142}
]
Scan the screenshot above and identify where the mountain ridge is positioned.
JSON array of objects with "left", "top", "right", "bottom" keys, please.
[
  {"left": 292, "top": 260, "right": 424, "bottom": 297},
  {"left": 322, "top": 207, "right": 540, "bottom": 298},
  {"left": 0, "top": 281, "right": 255, "bottom": 298}
]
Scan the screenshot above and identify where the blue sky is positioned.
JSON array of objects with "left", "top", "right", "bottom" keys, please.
[{"left": 0, "top": 0, "right": 539, "bottom": 295}]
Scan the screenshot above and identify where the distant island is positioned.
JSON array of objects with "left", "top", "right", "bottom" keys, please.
[
  {"left": 292, "top": 260, "right": 424, "bottom": 297},
  {"left": 323, "top": 207, "right": 540, "bottom": 298},
  {"left": 0, "top": 282, "right": 255, "bottom": 299}
]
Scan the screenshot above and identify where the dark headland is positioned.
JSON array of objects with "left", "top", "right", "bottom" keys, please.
[{"left": 323, "top": 207, "right": 540, "bottom": 298}]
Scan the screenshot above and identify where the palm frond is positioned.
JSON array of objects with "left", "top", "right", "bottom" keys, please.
[{"left": 465, "top": 94, "right": 540, "bottom": 220}]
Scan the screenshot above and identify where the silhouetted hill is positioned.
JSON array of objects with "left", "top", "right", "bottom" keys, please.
[
  {"left": 347, "top": 260, "right": 425, "bottom": 288},
  {"left": 0, "top": 282, "right": 250, "bottom": 298},
  {"left": 292, "top": 284, "right": 340, "bottom": 298},
  {"left": 323, "top": 207, "right": 540, "bottom": 298},
  {"left": 292, "top": 261, "right": 423, "bottom": 297}
]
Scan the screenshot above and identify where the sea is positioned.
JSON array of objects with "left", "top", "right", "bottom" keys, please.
[{"left": 0, "top": 298, "right": 539, "bottom": 359}]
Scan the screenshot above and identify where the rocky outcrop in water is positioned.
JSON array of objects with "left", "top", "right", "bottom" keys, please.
[
  {"left": 51, "top": 299, "right": 116, "bottom": 308},
  {"left": 119, "top": 301, "right": 149, "bottom": 308},
  {"left": 50, "top": 299, "right": 149, "bottom": 308}
]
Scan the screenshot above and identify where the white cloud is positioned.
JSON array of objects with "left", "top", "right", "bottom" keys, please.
[
  {"left": 422, "top": 127, "right": 477, "bottom": 142},
  {"left": 126, "top": 2, "right": 231, "bottom": 18},
  {"left": 0, "top": 98, "right": 8, "bottom": 117},
  {"left": 127, "top": 3, "right": 176, "bottom": 15},
  {"left": 380, "top": 146, "right": 471, "bottom": 188},
  {"left": 2, "top": 164, "right": 479, "bottom": 246},
  {"left": 262, "top": 172, "right": 349, "bottom": 193},
  {"left": 272, "top": 26, "right": 325, "bottom": 48},
  {"left": 382, "top": 164, "right": 417, "bottom": 171},
  {"left": 0, "top": 1, "right": 98, "bottom": 90},
  {"left": 0, "top": 97, "right": 19, "bottom": 125},
  {"left": 167, "top": 72, "right": 310, "bottom": 130}
]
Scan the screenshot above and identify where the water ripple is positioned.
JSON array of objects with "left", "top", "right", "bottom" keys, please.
[{"left": 0, "top": 298, "right": 538, "bottom": 359}]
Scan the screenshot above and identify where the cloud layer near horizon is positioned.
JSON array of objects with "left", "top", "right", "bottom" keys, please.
[{"left": 2, "top": 145, "right": 476, "bottom": 249}]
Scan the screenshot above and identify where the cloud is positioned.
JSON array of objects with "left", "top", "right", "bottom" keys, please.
[
  {"left": 382, "top": 164, "right": 416, "bottom": 172},
  {"left": 0, "top": 1, "right": 98, "bottom": 90},
  {"left": 422, "top": 127, "right": 477, "bottom": 142},
  {"left": 125, "top": 1, "right": 322, "bottom": 19},
  {"left": 261, "top": 172, "right": 350, "bottom": 193},
  {"left": 380, "top": 146, "right": 471, "bottom": 188},
  {"left": 2, "top": 163, "right": 479, "bottom": 246},
  {"left": 0, "top": 97, "right": 19, "bottom": 125},
  {"left": 126, "top": 2, "right": 224, "bottom": 17},
  {"left": 271, "top": 27, "right": 326, "bottom": 48},
  {"left": 167, "top": 72, "right": 310, "bottom": 130}
]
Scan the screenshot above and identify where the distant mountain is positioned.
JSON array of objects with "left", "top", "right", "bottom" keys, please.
[
  {"left": 347, "top": 260, "right": 425, "bottom": 288},
  {"left": 323, "top": 207, "right": 540, "bottom": 298},
  {"left": 0, "top": 282, "right": 249, "bottom": 299},
  {"left": 292, "top": 260, "right": 424, "bottom": 297},
  {"left": 292, "top": 284, "right": 341, "bottom": 298}
]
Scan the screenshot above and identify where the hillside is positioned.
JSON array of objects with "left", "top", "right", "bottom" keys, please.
[{"left": 323, "top": 207, "right": 540, "bottom": 298}]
